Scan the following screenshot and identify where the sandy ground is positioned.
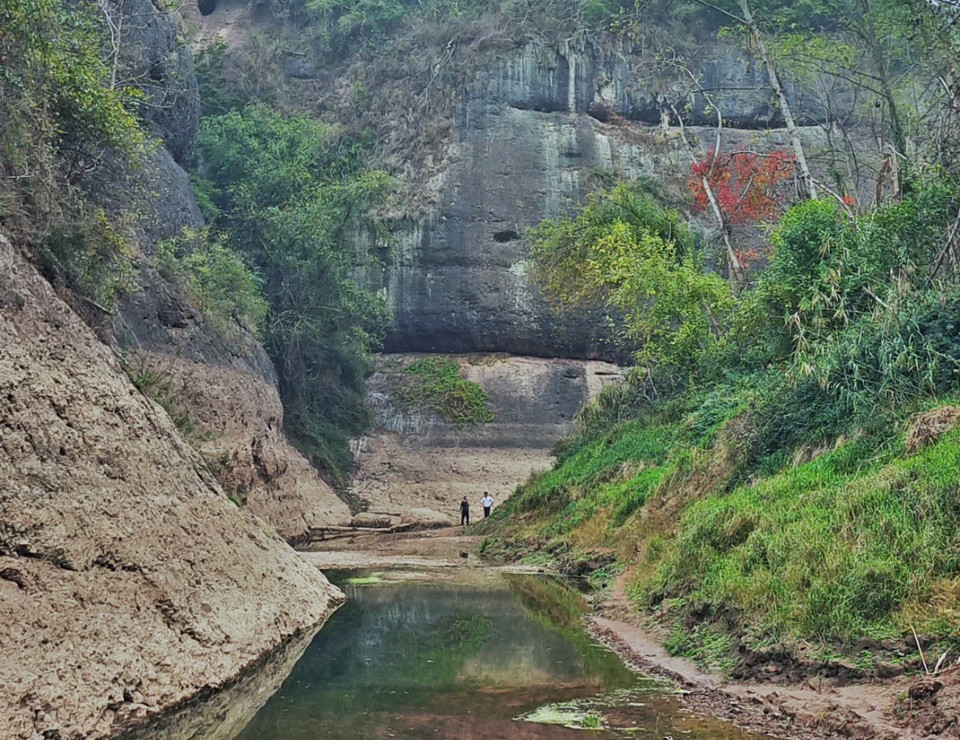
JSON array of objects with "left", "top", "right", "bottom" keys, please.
[
  {"left": 587, "top": 568, "right": 945, "bottom": 740},
  {"left": 300, "top": 527, "right": 548, "bottom": 574},
  {"left": 301, "top": 530, "right": 952, "bottom": 740}
]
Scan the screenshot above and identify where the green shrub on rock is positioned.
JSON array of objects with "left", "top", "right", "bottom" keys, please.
[{"left": 395, "top": 357, "right": 494, "bottom": 426}]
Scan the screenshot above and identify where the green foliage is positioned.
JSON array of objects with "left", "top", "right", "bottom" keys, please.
[
  {"left": 0, "top": 0, "right": 148, "bottom": 318},
  {"left": 195, "top": 103, "right": 392, "bottom": 479},
  {"left": 508, "top": 418, "right": 677, "bottom": 515},
  {"left": 0, "top": 0, "right": 146, "bottom": 161},
  {"left": 35, "top": 209, "right": 134, "bottom": 312},
  {"left": 529, "top": 182, "right": 732, "bottom": 375},
  {"left": 638, "top": 429, "right": 960, "bottom": 643},
  {"left": 193, "top": 41, "right": 253, "bottom": 118},
  {"left": 663, "top": 621, "right": 736, "bottom": 676},
  {"left": 394, "top": 358, "right": 494, "bottom": 426},
  {"left": 156, "top": 229, "right": 269, "bottom": 335}
]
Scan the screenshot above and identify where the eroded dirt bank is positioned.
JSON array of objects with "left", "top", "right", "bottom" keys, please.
[{"left": 0, "top": 233, "right": 342, "bottom": 740}]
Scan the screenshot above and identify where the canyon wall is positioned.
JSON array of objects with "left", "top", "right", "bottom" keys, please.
[
  {"left": 349, "top": 354, "right": 622, "bottom": 524},
  {"left": 0, "top": 232, "right": 341, "bottom": 740}
]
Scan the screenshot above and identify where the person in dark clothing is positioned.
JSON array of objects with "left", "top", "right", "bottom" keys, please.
[{"left": 460, "top": 496, "right": 470, "bottom": 526}]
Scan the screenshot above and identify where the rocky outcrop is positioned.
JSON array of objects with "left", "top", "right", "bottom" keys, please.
[
  {"left": 118, "top": 269, "right": 351, "bottom": 542},
  {"left": 0, "top": 232, "right": 342, "bottom": 740},
  {"left": 120, "top": 0, "right": 200, "bottom": 165},
  {"left": 355, "top": 38, "right": 860, "bottom": 360},
  {"left": 349, "top": 354, "right": 621, "bottom": 522},
  {"left": 69, "top": 0, "right": 352, "bottom": 542}
]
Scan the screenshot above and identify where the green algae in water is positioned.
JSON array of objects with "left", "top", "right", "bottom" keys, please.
[
  {"left": 343, "top": 574, "right": 392, "bottom": 586},
  {"left": 231, "top": 575, "right": 771, "bottom": 740},
  {"left": 522, "top": 703, "right": 607, "bottom": 730}
]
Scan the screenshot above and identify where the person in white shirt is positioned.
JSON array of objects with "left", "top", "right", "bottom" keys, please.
[{"left": 480, "top": 492, "right": 494, "bottom": 518}]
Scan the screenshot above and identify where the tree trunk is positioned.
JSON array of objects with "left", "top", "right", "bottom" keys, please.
[{"left": 737, "top": 0, "right": 819, "bottom": 200}]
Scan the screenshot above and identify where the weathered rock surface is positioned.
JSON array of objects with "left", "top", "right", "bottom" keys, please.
[
  {"left": 0, "top": 232, "right": 342, "bottom": 740},
  {"left": 118, "top": 267, "right": 351, "bottom": 542},
  {"left": 120, "top": 0, "right": 200, "bottom": 165},
  {"left": 355, "top": 39, "right": 861, "bottom": 360},
  {"left": 349, "top": 354, "right": 621, "bottom": 520}
]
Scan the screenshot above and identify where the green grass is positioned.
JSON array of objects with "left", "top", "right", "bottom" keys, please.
[
  {"left": 509, "top": 419, "right": 679, "bottom": 515},
  {"left": 394, "top": 357, "right": 493, "bottom": 426},
  {"left": 636, "top": 428, "right": 960, "bottom": 645}
]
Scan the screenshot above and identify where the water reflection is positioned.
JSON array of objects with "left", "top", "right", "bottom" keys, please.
[{"left": 231, "top": 573, "right": 767, "bottom": 739}]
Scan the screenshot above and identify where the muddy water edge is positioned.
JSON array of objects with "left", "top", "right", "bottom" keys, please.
[{"left": 128, "top": 567, "right": 769, "bottom": 739}]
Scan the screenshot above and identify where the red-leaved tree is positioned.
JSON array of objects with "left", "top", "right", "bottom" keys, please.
[{"left": 689, "top": 148, "right": 796, "bottom": 224}]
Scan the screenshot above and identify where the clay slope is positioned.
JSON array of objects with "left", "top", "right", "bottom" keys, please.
[
  {"left": 122, "top": 344, "right": 352, "bottom": 542},
  {"left": 0, "top": 232, "right": 342, "bottom": 740}
]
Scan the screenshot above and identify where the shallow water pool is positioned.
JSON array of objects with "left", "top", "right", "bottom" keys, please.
[{"left": 232, "top": 571, "right": 767, "bottom": 739}]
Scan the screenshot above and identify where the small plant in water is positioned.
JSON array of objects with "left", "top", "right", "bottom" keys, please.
[{"left": 581, "top": 712, "right": 602, "bottom": 729}]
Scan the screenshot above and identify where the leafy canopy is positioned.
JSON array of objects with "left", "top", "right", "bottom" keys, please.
[
  {"left": 529, "top": 182, "right": 733, "bottom": 375},
  {"left": 196, "top": 104, "right": 392, "bottom": 479}
]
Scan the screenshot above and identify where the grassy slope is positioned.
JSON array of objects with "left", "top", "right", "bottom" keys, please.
[{"left": 480, "top": 385, "right": 960, "bottom": 673}]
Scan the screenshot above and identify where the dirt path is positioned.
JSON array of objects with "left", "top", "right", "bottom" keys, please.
[
  {"left": 300, "top": 530, "right": 948, "bottom": 739},
  {"left": 300, "top": 526, "right": 547, "bottom": 574},
  {"left": 590, "top": 569, "right": 952, "bottom": 740}
]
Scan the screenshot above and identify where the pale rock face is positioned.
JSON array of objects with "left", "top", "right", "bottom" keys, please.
[
  {"left": 118, "top": 265, "right": 352, "bottom": 543},
  {"left": 365, "top": 39, "right": 851, "bottom": 360},
  {"left": 0, "top": 233, "right": 342, "bottom": 740},
  {"left": 349, "top": 355, "right": 623, "bottom": 521}
]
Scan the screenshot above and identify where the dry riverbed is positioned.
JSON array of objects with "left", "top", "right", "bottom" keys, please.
[{"left": 301, "top": 529, "right": 955, "bottom": 740}]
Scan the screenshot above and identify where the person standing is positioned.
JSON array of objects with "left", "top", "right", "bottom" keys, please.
[
  {"left": 460, "top": 496, "right": 470, "bottom": 526},
  {"left": 481, "top": 492, "right": 494, "bottom": 518}
]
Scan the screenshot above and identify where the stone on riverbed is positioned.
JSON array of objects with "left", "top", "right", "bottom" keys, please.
[
  {"left": 351, "top": 512, "right": 396, "bottom": 529},
  {"left": 402, "top": 508, "right": 454, "bottom": 529}
]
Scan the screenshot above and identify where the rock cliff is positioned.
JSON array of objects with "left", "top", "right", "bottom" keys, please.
[
  {"left": 358, "top": 37, "right": 858, "bottom": 359},
  {"left": 118, "top": 271, "right": 351, "bottom": 541},
  {"left": 186, "top": 10, "right": 865, "bottom": 360},
  {"left": 0, "top": 232, "right": 342, "bottom": 740},
  {"left": 71, "top": 0, "right": 353, "bottom": 541},
  {"left": 349, "top": 354, "right": 621, "bottom": 524}
]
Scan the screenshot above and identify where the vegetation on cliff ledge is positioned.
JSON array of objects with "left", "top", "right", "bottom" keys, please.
[{"left": 395, "top": 357, "right": 494, "bottom": 426}]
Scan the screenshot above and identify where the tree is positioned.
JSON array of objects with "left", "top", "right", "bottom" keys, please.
[
  {"left": 195, "top": 104, "right": 392, "bottom": 479},
  {"left": 529, "top": 183, "right": 733, "bottom": 379},
  {"left": 689, "top": 0, "right": 819, "bottom": 199},
  {"left": 689, "top": 148, "right": 795, "bottom": 225}
]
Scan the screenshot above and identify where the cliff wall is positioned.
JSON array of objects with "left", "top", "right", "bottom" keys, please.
[
  {"left": 185, "top": 5, "right": 867, "bottom": 359},
  {"left": 349, "top": 354, "right": 621, "bottom": 523},
  {"left": 0, "top": 232, "right": 341, "bottom": 740}
]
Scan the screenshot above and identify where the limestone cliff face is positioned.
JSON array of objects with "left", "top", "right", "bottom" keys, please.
[
  {"left": 0, "top": 232, "right": 341, "bottom": 740},
  {"left": 349, "top": 354, "right": 621, "bottom": 523},
  {"left": 350, "top": 38, "right": 855, "bottom": 360}
]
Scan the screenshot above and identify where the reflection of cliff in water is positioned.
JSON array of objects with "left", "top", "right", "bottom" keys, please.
[
  {"left": 116, "top": 573, "right": 767, "bottom": 740},
  {"left": 233, "top": 576, "right": 636, "bottom": 739},
  {"left": 114, "top": 627, "right": 320, "bottom": 740}
]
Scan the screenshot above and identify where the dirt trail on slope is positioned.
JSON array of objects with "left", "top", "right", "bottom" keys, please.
[{"left": 302, "top": 531, "right": 954, "bottom": 739}]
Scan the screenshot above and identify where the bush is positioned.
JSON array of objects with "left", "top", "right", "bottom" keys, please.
[
  {"left": 394, "top": 358, "right": 494, "bottom": 426},
  {"left": 529, "top": 181, "right": 732, "bottom": 377},
  {"left": 156, "top": 229, "right": 268, "bottom": 335},
  {"left": 35, "top": 209, "right": 134, "bottom": 313},
  {"left": 195, "top": 104, "right": 392, "bottom": 479}
]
